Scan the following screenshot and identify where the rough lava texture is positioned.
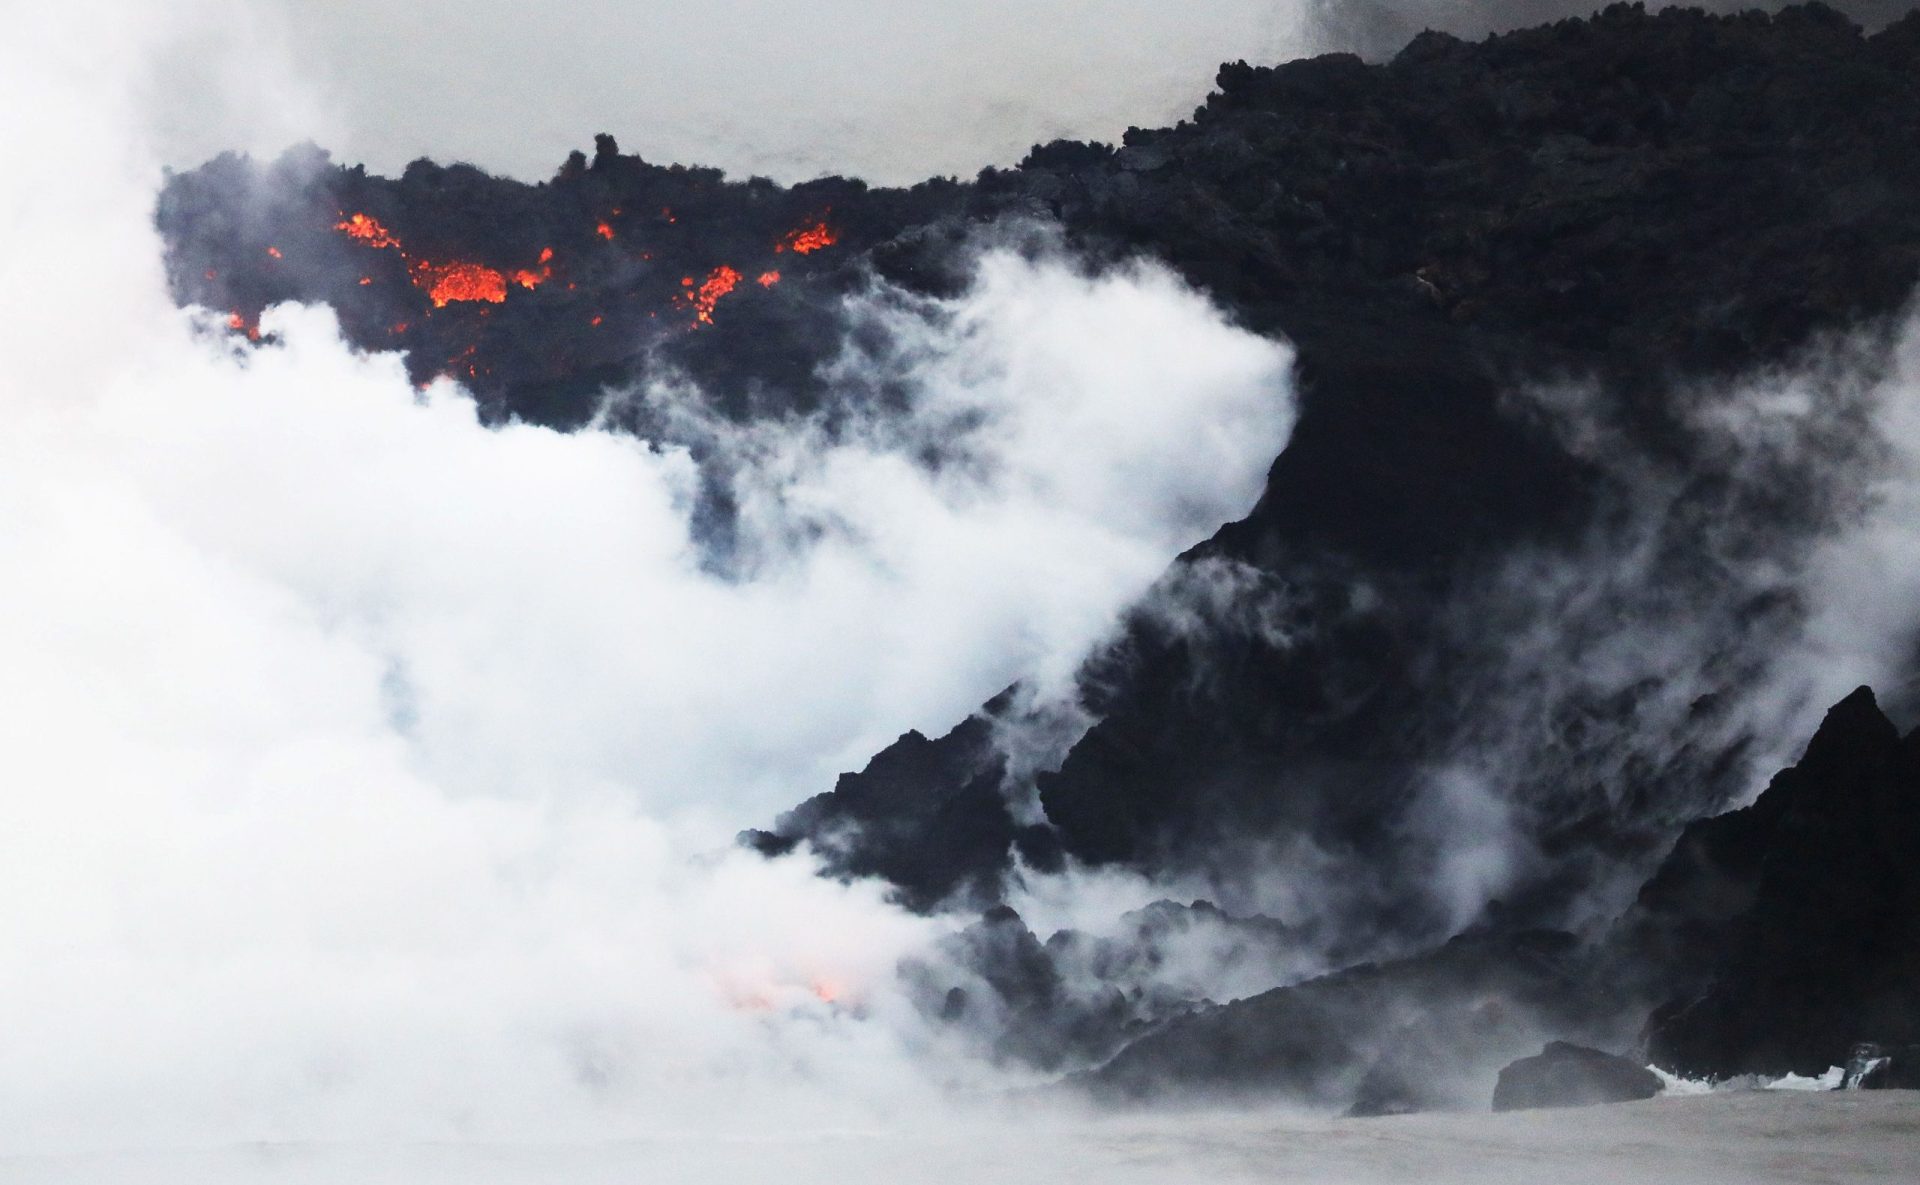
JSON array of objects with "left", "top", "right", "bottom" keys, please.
[{"left": 157, "top": 3, "right": 1920, "bottom": 1108}]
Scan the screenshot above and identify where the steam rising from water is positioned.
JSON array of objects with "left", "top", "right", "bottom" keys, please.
[{"left": 0, "top": 0, "right": 1295, "bottom": 1157}]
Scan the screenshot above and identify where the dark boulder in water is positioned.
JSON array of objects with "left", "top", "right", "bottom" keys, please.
[
  {"left": 1844, "top": 1042, "right": 1920, "bottom": 1090},
  {"left": 1492, "top": 1041, "right": 1662, "bottom": 1112}
]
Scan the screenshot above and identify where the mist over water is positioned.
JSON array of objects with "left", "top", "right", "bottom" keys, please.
[{"left": 0, "top": 0, "right": 1295, "bottom": 1157}]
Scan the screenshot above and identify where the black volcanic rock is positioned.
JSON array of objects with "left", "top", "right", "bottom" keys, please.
[
  {"left": 1636, "top": 687, "right": 1920, "bottom": 1079},
  {"left": 903, "top": 899, "right": 1306, "bottom": 1074},
  {"left": 741, "top": 706, "right": 1031, "bottom": 911},
  {"left": 1845, "top": 1042, "right": 1920, "bottom": 1089},
  {"left": 1073, "top": 929, "right": 1602, "bottom": 1111},
  {"left": 719, "top": 5, "right": 1920, "bottom": 933},
  {"left": 1491, "top": 1041, "right": 1662, "bottom": 1111},
  {"left": 158, "top": 5, "right": 1920, "bottom": 1100}
]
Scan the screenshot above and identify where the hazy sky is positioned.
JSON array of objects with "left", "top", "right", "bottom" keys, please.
[{"left": 150, "top": 1, "right": 1920, "bottom": 187}]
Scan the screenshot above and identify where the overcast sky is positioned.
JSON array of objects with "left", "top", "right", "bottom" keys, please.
[{"left": 148, "top": 1, "right": 1920, "bottom": 187}]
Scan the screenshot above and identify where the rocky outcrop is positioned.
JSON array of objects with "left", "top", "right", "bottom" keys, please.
[
  {"left": 1634, "top": 688, "right": 1920, "bottom": 1079},
  {"left": 1491, "top": 1042, "right": 1662, "bottom": 1111},
  {"left": 1063, "top": 684, "right": 1920, "bottom": 1109},
  {"left": 1072, "top": 930, "right": 1604, "bottom": 1111}
]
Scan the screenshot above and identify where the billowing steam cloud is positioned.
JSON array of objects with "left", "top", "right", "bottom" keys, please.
[
  {"left": 988, "top": 298, "right": 1920, "bottom": 999},
  {"left": 0, "top": 1, "right": 1292, "bottom": 1156}
]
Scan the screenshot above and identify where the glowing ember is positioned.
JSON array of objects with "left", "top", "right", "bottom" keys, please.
[
  {"left": 226, "top": 310, "right": 260, "bottom": 341},
  {"left": 690, "top": 265, "right": 742, "bottom": 324},
  {"left": 596, "top": 221, "right": 615, "bottom": 241},
  {"left": 590, "top": 315, "right": 603, "bottom": 327},
  {"left": 757, "top": 270, "right": 781, "bottom": 288},
  {"left": 332, "top": 212, "right": 549, "bottom": 304},
  {"left": 777, "top": 221, "right": 837, "bottom": 255},
  {"left": 266, "top": 246, "right": 283, "bottom": 259},
  {"left": 510, "top": 247, "right": 555, "bottom": 290},
  {"left": 411, "top": 260, "right": 508, "bottom": 307},
  {"left": 334, "top": 212, "right": 400, "bottom": 249},
  {"left": 358, "top": 276, "right": 372, "bottom": 285}
]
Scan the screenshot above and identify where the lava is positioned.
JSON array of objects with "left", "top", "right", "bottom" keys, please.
[
  {"left": 332, "top": 211, "right": 550, "bottom": 306},
  {"left": 226, "top": 310, "right": 260, "bottom": 341},
  {"left": 334, "top": 212, "right": 400, "bottom": 249},
  {"left": 411, "top": 260, "right": 508, "bottom": 307},
  {"left": 596, "top": 221, "right": 615, "bottom": 241},
  {"left": 690, "top": 265, "right": 743, "bottom": 325},
  {"left": 777, "top": 221, "right": 837, "bottom": 255},
  {"left": 510, "top": 247, "right": 555, "bottom": 290},
  {"left": 757, "top": 270, "right": 781, "bottom": 288}
]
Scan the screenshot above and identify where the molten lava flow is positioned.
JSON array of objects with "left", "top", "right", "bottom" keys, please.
[
  {"left": 334, "top": 212, "right": 401, "bottom": 249},
  {"left": 411, "top": 260, "right": 508, "bottom": 307},
  {"left": 690, "top": 265, "right": 742, "bottom": 325},
  {"left": 757, "top": 270, "right": 781, "bottom": 288},
  {"left": 509, "top": 247, "right": 555, "bottom": 290},
  {"left": 332, "top": 211, "right": 550, "bottom": 306},
  {"left": 777, "top": 221, "right": 837, "bottom": 255}
]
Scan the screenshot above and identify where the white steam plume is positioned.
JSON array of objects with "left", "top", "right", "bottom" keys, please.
[{"left": 0, "top": 0, "right": 1294, "bottom": 1158}]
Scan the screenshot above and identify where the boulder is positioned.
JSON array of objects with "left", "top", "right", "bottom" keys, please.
[{"left": 1492, "top": 1042, "right": 1662, "bottom": 1112}]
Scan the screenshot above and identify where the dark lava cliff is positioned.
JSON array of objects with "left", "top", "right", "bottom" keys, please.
[{"left": 159, "top": 3, "right": 1920, "bottom": 1108}]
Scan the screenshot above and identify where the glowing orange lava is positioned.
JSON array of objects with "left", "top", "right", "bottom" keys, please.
[
  {"left": 333, "top": 212, "right": 400, "bottom": 249},
  {"left": 226, "top": 310, "right": 260, "bottom": 341},
  {"left": 757, "top": 270, "right": 781, "bottom": 288},
  {"left": 332, "top": 211, "right": 554, "bottom": 307},
  {"left": 596, "top": 221, "right": 615, "bottom": 241},
  {"left": 510, "top": 247, "right": 555, "bottom": 290},
  {"left": 266, "top": 246, "right": 283, "bottom": 259},
  {"left": 691, "top": 265, "right": 743, "bottom": 324},
  {"left": 777, "top": 221, "right": 837, "bottom": 255},
  {"left": 411, "top": 260, "right": 508, "bottom": 307}
]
